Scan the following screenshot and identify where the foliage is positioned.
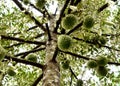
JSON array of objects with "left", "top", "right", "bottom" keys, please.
[{"left": 0, "top": 0, "right": 120, "bottom": 86}]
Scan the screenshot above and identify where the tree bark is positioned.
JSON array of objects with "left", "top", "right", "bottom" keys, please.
[
  {"left": 42, "top": 16, "right": 60, "bottom": 86},
  {"left": 42, "top": 60, "right": 60, "bottom": 86}
]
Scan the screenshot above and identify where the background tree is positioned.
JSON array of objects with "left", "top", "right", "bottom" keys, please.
[{"left": 0, "top": 0, "right": 120, "bottom": 86}]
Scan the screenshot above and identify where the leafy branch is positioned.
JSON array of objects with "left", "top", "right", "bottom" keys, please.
[
  {"left": 73, "top": 37, "right": 120, "bottom": 52},
  {"left": 5, "top": 55, "right": 44, "bottom": 69},
  {"left": 54, "top": 0, "right": 70, "bottom": 33},
  {"left": 15, "top": 47, "right": 45, "bottom": 57},
  {"left": 12, "top": 0, "right": 46, "bottom": 32},
  {"left": 1, "top": 35, "right": 46, "bottom": 45},
  {"left": 60, "top": 50, "right": 120, "bottom": 66}
]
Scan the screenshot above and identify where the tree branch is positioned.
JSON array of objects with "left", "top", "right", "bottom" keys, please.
[
  {"left": 12, "top": 0, "right": 46, "bottom": 32},
  {"left": 5, "top": 43, "right": 23, "bottom": 49},
  {"left": 32, "top": 73, "right": 43, "bottom": 86},
  {"left": 15, "top": 47, "right": 45, "bottom": 57},
  {"left": 34, "top": 33, "right": 45, "bottom": 39},
  {"left": 20, "top": 45, "right": 42, "bottom": 59},
  {"left": 60, "top": 49, "right": 120, "bottom": 66},
  {"left": 52, "top": 47, "right": 59, "bottom": 61},
  {"left": 1, "top": 35, "right": 46, "bottom": 45},
  {"left": 54, "top": 0, "right": 70, "bottom": 33},
  {"left": 69, "top": 67, "right": 78, "bottom": 79},
  {"left": 104, "top": 46, "right": 120, "bottom": 52},
  {"left": 45, "top": 23, "right": 51, "bottom": 41},
  {"left": 89, "top": 31, "right": 120, "bottom": 37},
  {"left": 59, "top": 50, "right": 90, "bottom": 60},
  {"left": 97, "top": 3, "right": 109, "bottom": 13},
  {"left": 26, "top": 26, "right": 38, "bottom": 31},
  {"left": 5, "top": 55, "right": 44, "bottom": 69},
  {"left": 73, "top": 37, "right": 120, "bottom": 52}
]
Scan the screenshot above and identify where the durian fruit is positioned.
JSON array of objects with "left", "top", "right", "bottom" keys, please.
[
  {"left": 0, "top": 45, "right": 6, "bottom": 61},
  {"left": 87, "top": 60, "right": 97, "bottom": 68},
  {"left": 26, "top": 53, "right": 38, "bottom": 62},
  {"left": 62, "top": 60, "right": 70, "bottom": 69},
  {"left": 58, "top": 35, "right": 72, "bottom": 50},
  {"left": 96, "top": 66, "right": 108, "bottom": 76},
  {"left": 98, "top": 36, "right": 107, "bottom": 46},
  {"left": 23, "top": 0, "right": 29, "bottom": 5},
  {"left": 36, "top": 0, "right": 46, "bottom": 9},
  {"left": 61, "top": 14, "right": 78, "bottom": 30},
  {"left": 7, "top": 68, "right": 16, "bottom": 76},
  {"left": 84, "top": 16, "right": 94, "bottom": 28},
  {"left": 97, "top": 56, "right": 108, "bottom": 66},
  {"left": 76, "top": 79, "right": 83, "bottom": 86}
]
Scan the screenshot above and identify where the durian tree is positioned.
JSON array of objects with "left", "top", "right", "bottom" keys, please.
[{"left": 0, "top": 0, "right": 120, "bottom": 86}]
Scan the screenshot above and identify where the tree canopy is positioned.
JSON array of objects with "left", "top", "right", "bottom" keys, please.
[{"left": 0, "top": 0, "right": 120, "bottom": 86}]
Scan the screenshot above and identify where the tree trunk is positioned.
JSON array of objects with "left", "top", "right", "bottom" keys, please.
[
  {"left": 42, "top": 60, "right": 60, "bottom": 86},
  {"left": 42, "top": 16, "right": 60, "bottom": 86}
]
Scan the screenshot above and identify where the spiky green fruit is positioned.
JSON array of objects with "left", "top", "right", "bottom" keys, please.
[
  {"left": 76, "top": 79, "right": 83, "bottom": 86},
  {"left": 61, "top": 14, "right": 78, "bottom": 30},
  {"left": 23, "top": 0, "right": 29, "bottom": 5},
  {"left": 58, "top": 35, "right": 72, "bottom": 50},
  {"left": 26, "top": 53, "right": 38, "bottom": 62},
  {"left": 97, "top": 56, "right": 108, "bottom": 66},
  {"left": 87, "top": 60, "right": 97, "bottom": 68},
  {"left": 84, "top": 16, "right": 94, "bottom": 28},
  {"left": 98, "top": 36, "right": 107, "bottom": 46},
  {"left": 36, "top": 0, "right": 46, "bottom": 9},
  {"left": 0, "top": 45, "right": 6, "bottom": 61},
  {"left": 7, "top": 68, "right": 16, "bottom": 76},
  {"left": 62, "top": 60, "right": 70, "bottom": 69},
  {"left": 96, "top": 66, "right": 108, "bottom": 76}
]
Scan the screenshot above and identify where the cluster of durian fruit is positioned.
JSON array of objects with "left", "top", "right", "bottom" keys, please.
[
  {"left": 87, "top": 56, "right": 108, "bottom": 76},
  {"left": 0, "top": 43, "right": 38, "bottom": 77}
]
